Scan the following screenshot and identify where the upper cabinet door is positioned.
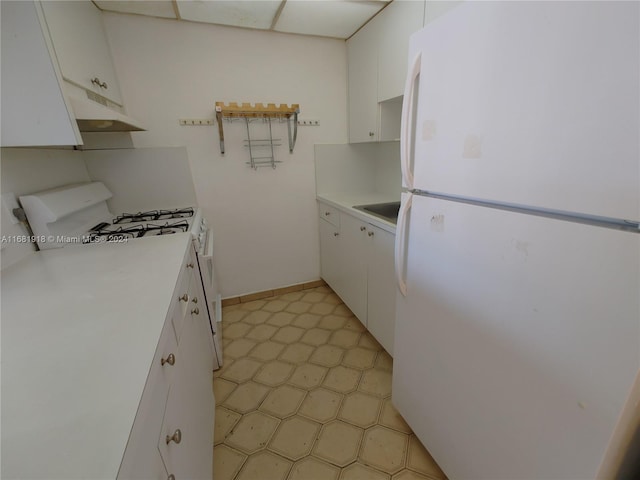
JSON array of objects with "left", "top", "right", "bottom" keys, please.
[
  {"left": 40, "top": 1, "right": 124, "bottom": 107},
  {"left": 347, "top": 18, "right": 380, "bottom": 143},
  {"left": 377, "top": 0, "right": 424, "bottom": 102}
]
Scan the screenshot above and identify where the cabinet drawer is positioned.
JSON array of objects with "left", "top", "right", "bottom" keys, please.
[{"left": 319, "top": 203, "right": 340, "bottom": 228}]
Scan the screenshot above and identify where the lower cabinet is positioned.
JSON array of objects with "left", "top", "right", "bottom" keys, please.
[
  {"left": 339, "top": 214, "right": 368, "bottom": 323},
  {"left": 318, "top": 202, "right": 396, "bottom": 354},
  {"left": 118, "top": 244, "right": 214, "bottom": 480},
  {"left": 366, "top": 224, "right": 396, "bottom": 355}
]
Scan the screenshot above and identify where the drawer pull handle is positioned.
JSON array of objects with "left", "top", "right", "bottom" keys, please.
[
  {"left": 368, "top": 231, "right": 375, "bottom": 237},
  {"left": 161, "top": 353, "right": 175, "bottom": 366},
  {"left": 179, "top": 294, "right": 188, "bottom": 302},
  {"left": 324, "top": 211, "right": 330, "bottom": 216},
  {"left": 360, "top": 226, "right": 366, "bottom": 231},
  {"left": 166, "top": 429, "right": 182, "bottom": 445},
  {"left": 186, "top": 262, "right": 194, "bottom": 268},
  {"left": 333, "top": 232, "right": 339, "bottom": 237},
  {"left": 191, "top": 307, "right": 200, "bottom": 315},
  {"left": 192, "top": 297, "right": 198, "bottom": 304},
  {"left": 90, "top": 77, "right": 107, "bottom": 89}
]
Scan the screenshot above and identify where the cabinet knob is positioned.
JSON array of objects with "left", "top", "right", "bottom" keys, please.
[
  {"left": 167, "top": 475, "right": 175, "bottom": 480},
  {"left": 166, "top": 429, "right": 182, "bottom": 445},
  {"left": 333, "top": 232, "right": 339, "bottom": 237},
  {"left": 179, "top": 293, "right": 188, "bottom": 302},
  {"left": 186, "top": 262, "right": 194, "bottom": 269},
  {"left": 324, "top": 211, "right": 331, "bottom": 216},
  {"left": 191, "top": 307, "right": 200, "bottom": 315},
  {"left": 161, "top": 353, "right": 175, "bottom": 366},
  {"left": 360, "top": 226, "right": 366, "bottom": 231},
  {"left": 369, "top": 131, "right": 375, "bottom": 137},
  {"left": 368, "top": 231, "right": 375, "bottom": 237},
  {"left": 192, "top": 297, "right": 198, "bottom": 304}
]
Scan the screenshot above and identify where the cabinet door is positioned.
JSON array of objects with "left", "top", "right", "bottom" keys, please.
[
  {"left": 347, "top": 17, "right": 379, "bottom": 143},
  {"left": 339, "top": 214, "right": 368, "bottom": 323},
  {"left": 0, "top": 1, "right": 81, "bottom": 146},
  {"left": 377, "top": 0, "right": 425, "bottom": 102},
  {"left": 366, "top": 225, "right": 396, "bottom": 355},
  {"left": 319, "top": 217, "right": 342, "bottom": 294},
  {"left": 118, "top": 321, "right": 176, "bottom": 479},
  {"left": 40, "top": 0, "right": 124, "bottom": 106},
  {"left": 158, "top": 313, "right": 214, "bottom": 480}
]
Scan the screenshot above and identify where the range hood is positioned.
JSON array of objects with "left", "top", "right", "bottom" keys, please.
[{"left": 69, "top": 95, "right": 146, "bottom": 133}]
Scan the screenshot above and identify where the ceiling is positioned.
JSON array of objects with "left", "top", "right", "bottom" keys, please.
[{"left": 93, "top": 0, "right": 392, "bottom": 40}]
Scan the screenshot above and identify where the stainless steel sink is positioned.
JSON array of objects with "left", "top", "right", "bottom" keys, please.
[{"left": 353, "top": 201, "right": 401, "bottom": 224}]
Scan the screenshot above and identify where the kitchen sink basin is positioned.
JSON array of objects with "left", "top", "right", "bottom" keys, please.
[{"left": 353, "top": 201, "right": 401, "bottom": 224}]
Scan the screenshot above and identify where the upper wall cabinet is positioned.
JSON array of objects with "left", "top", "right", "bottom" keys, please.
[
  {"left": 0, "top": 1, "right": 82, "bottom": 147},
  {"left": 347, "top": 0, "right": 425, "bottom": 144},
  {"left": 1, "top": 1, "right": 139, "bottom": 147},
  {"left": 347, "top": 16, "right": 381, "bottom": 143},
  {"left": 377, "top": 0, "right": 425, "bottom": 103},
  {"left": 40, "top": 1, "right": 124, "bottom": 108}
]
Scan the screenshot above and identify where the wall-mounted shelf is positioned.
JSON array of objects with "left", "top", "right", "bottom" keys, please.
[{"left": 215, "top": 102, "right": 300, "bottom": 169}]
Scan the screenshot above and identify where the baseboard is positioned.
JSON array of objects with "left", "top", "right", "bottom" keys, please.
[{"left": 221, "top": 279, "right": 327, "bottom": 307}]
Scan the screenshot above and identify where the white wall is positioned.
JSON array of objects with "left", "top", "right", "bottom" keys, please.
[
  {"left": 315, "top": 142, "right": 401, "bottom": 197},
  {"left": 102, "top": 13, "right": 348, "bottom": 298},
  {"left": 83, "top": 147, "right": 197, "bottom": 213}
]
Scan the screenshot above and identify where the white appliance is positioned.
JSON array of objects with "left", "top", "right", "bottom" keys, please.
[
  {"left": 19, "top": 182, "right": 223, "bottom": 369},
  {"left": 394, "top": 2, "right": 640, "bottom": 479}
]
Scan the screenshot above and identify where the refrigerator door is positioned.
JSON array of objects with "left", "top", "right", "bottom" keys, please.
[
  {"left": 393, "top": 194, "right": 640, "bottom": 479},
  {"left": 409, "top": 1, "right": 639, "bottom": 220}
]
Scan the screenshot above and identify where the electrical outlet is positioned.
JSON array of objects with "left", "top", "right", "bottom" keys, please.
[
  {"left": 297, "top": 119, "right": 320, "bottom": 126},
  {"left": 179, "top": 119, "right": 214, "bottom": 126}
]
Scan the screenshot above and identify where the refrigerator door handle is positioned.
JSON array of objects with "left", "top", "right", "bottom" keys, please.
[
  {"left": 401, "top": 52, "right": 421, "bottom": 190},
  {"left": 395, "top": 192, "right": 413, "bottom": 296}
]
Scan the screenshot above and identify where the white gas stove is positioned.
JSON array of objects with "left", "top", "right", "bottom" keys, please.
[
  {"left": 18, "top": 182, "right": 208, "bottom": 249},
  {"left": 18, "top": 181, "right": 222, "bottom": 368}
]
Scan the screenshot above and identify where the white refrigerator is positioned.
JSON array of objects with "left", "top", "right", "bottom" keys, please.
[{"left": 393, "top": 2, "right": 640, "bottom": 479}]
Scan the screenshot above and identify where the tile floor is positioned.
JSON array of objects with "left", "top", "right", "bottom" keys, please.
[{"left": 213, "top": 285, "right": 447, "bottom": 480}]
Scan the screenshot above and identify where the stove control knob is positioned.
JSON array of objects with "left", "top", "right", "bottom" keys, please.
[
  {"left": 186, "top": 262, "right": 194, "bottom": 269},
  {"left": 192, "top": 297, "right": 198, "bottom": 304},
  {"left": 179, "top": 294, "right": 188, "bottom": 302},
  {"left": 191, "top": 307, "right": 200, "bottom": 315}
]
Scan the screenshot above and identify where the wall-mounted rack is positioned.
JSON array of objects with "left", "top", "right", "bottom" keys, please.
[{"left": 215, "top": 102, "right": 300, "bottom": 169}]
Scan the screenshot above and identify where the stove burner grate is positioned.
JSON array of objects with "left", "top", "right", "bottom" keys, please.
[
  {"left": 83, "top": 225, "right": 145, "bottom": 243},
  {"left": 113, "top": 208, "right": 194, "bottom": 224},
  {"left": 140, "top": 220, "right": 190, "bottom": 237}
]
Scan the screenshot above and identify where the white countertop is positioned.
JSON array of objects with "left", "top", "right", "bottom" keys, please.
[
  {"left": 1, "top": 233, "right": 192, "bottom": 479},
  {"left": 317, "top": 192, "right": 400, "bottom": 234}
]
